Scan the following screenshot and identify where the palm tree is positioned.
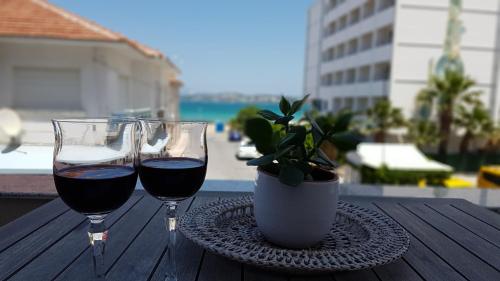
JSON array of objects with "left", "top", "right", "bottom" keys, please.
[
  {"left": 454, "top": 99, "right": 493, "bottom": 153},
  {"left": 365, "top": 99, "right": 406, "bottom": 143},
  {"left": 407, "top": 119, "right": 440, "bottom": 149},
  {"left": 484, "top": 124, "right": 500, "bottom": 152},
  {"left": 418, "top": 70, "right": 480, "bottom": 155}
]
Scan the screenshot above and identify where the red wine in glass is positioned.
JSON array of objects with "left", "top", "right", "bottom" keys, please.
[
  {"left": 54, "top": 165, "right": 137, "bottom": 215},
  {"left": 138, "top": 157, "right": 207, "bottom": 201}
]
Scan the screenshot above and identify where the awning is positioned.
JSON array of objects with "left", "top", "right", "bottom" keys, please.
[{"left": 346, "top": 143, "right": 453, "bottom": 172}]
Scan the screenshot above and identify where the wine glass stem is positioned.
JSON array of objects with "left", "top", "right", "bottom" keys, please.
[
  {"left": 165, "top": 202, "right": 178, "bottom": 281},
  {"left": 88, "top": 216, "right": 107, "bottom": 280}
]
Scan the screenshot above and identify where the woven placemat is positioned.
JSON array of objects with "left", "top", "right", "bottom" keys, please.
[{"left": 179, "top": 196, "right": 410, "bottom": 274}]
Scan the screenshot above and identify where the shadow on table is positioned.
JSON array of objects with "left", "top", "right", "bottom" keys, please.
[{"left": 0, "top": 196, "right": 54, "bottom": 226}]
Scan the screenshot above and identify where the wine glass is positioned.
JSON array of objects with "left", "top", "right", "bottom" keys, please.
[
  {"left": 138, "top": 120, "right": 208, "bottom": 281},
  {"left": 52, "top": 118, "right": 139, "bottom": 279}
]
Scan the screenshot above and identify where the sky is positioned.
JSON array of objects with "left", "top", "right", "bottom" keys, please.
[{"left": 51, "top": 0, "right": 314, "bottom": 97}]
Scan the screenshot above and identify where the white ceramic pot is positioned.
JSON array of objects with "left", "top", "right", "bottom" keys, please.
[{"left": 254, "top": 168, "right": 339, "bottom": 249}]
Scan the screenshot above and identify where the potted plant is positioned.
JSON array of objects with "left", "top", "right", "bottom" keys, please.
[{"left": 245, "top": 95, "right": 360, "bottom": 248}]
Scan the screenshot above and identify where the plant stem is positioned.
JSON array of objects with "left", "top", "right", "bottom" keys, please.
[{"left": 307, "top": 134, "right": 328, "bottom": 160}]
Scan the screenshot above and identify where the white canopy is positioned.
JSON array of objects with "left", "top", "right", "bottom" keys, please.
[
  {"left": 346, "top": 143, "right": 453, "bottom": 172},
  {"left": 0, "top": 145, "right": 129, "bottom": 174},
  {"left": 0, "top": 145, "right": 53, "bottom": 174}
]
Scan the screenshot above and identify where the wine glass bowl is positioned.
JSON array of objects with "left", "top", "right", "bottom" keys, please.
[
  {"left": 138, "top": 120, "right": 207, "bottom": 281},
  {"left": 52, "top": 118, "right": 139, "bottom": 279},
  {"left": 138, "top": 121, "right": 207, "bottom": 201}
]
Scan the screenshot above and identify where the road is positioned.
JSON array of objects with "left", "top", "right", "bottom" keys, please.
[{"left": 205, "top": 129, "right": 257, "bottom": 181}]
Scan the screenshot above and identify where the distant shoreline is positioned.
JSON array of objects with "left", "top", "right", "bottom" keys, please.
[
  {"left": 179, "top": 100, "right": 309, "bottom": 123},
  {"left": 181, "top": 93, "right": 304, "bottom": 104}
]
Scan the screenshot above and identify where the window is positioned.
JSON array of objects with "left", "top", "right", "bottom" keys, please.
[
  {"left": 336, "top": 44, "right": 345, "bottom": 59},
  {"left": 358, "top": 65, "right": 371, "bottom": 82},
  {"left": 378, "top": 0, "right": 395, "bottom": 11},
  {"left": 323, "top": 48, "right": 335, "bottom": 62},
  {"left": 322, "top": 99, "right": 329, "bottom": 111},
  {"left": 346, "top": 68, "right": 356, "bottom": 84},
  {"left": 348, "top": 38, "right": 358, "bottom": 55},
  {"left": 361, "top": 32, "right": 373, "bottom": 51},
  {"left": 374, "top": 62, "right": 391, "bottom": 81},
  {"left": 322, "top": 50, "right": 328, "bottom": 62},
  {"left": 338, "top": 15, "right": 348, "bottom": 31},
  {"left": 363, "top": 0, "right": 375, "bottom": 18},
  {"left": 376, "top": 25, "right": 393, "bottom": 46},
  {"left": 357, "top": 97, "right": 369, "bottom": 111},
  {"left": 350, "top": 8, "right": 360, "bottom": 25},
  {"left": 326, "top": 0, "right": 338, "bottom": 12},
  {"left": 372, "top": 97, "right": 384, "bottom": 106},
  {"left": 321, "top": 73, "right": 334, "bottom": 86},
  {"left": 333, "top": 97, "right": 343, "bottom": 111},
  {"left": 334, "top": 71, "right": 344, "bottom": 85},
  {"left": 344, "top": 98, "right": 354, "bottom": 110},
  {"left": 325, "top": 21, "right": 336, "bottom": 37}
]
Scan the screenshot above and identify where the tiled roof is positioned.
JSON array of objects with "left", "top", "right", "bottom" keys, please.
[{"left": 0, "top": 0, "right": 164, "bottom": 59}]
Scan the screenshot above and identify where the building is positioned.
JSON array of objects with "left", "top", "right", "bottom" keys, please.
[
  {"left": 0, "top": 0, "right": 181, "bottom": 121},
  {"left": 304, "top": 0, "right": 500, "bottom": 121}
]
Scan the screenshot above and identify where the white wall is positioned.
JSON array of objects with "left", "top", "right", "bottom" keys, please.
[
  {"left": 306, "top": 0, "right": 500, "bottom": 120},
  {"left": 392, "top": 0, "right": 500, "bottom": 117},
  {"left": 0, "top": 39, "right": 179, "bottom": 120},
  {"left": 304, "top": 1, "right": 323, "bottom": 99},
  {"left": 0, "top": 41, "right": 96, "bottom": 116}
]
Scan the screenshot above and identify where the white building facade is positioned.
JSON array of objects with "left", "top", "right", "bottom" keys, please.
[
  {"left": 305, "top": 0, "right": 500, "bottom": 120},
  {"left": 0, "top": 38, "right": 181, "bottom": 120},
  {"left": 0, "top": 0, "right": 181, "bottom": 121}
]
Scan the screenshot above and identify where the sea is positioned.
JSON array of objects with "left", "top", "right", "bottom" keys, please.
[{"left": 180, "top": 100, "right": 310, "bottom": 123}]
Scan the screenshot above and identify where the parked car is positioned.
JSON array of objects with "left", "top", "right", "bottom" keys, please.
[
  {"left": 478, "top": 166, "right": 500, "bottom": 188},
  {"left": 228, "top": 130, "right": 242, "bottom": 142},
  {"left": 236, "top": 139, "right": 261, "bottom": 160}
]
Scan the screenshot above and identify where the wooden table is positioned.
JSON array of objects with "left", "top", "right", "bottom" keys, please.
[{"left": 1, "top": 191, "right": 500, "bottom": 281}]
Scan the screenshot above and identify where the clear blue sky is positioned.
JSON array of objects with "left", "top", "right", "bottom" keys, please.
[{"left": 51, "top": 0, "right": 314, "bottom": 96}]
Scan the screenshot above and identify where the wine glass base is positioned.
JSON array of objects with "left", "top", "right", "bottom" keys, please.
[{"left": 87, "top": 214, "right": 107, "bottom": 224}]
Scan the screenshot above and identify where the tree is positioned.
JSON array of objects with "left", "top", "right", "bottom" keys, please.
[
  {"left": 365, "top": 99, "right": 406, "bottom": 143},
  {"left": 454, "top": 99, "right": 493, "bottom": 153},
  {"left": 418, "top": 70, "right": 480, "bottom": 155},
  {"left": 484, "top": 124, "right": 500, "bottom": 152},
  {"left": 228, "top": 106, "right": 260, "bottom": 132},
  {"left": 407, "top": 119, "right": 440, "bottom": 149}
]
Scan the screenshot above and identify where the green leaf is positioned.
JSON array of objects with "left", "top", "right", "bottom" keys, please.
[
  {"left": 275, "top": 145, "right": 295, "bottom": 158},
  {"left": 289, "top": 94, "right": 310, "bottom": 115},
  {"left": 247, "top": 154, "right": 275, "bottom": 166},
  {"left": 328, "top": 131, "right": 362, "bottom": 152},
  {"left": 279, "top": 96, "right": 291, "bottom": 116},
  {"left": 311, "top": 126, "right": 322, "bottom": 145},
  {"left": 244, "top": 118, "right": 274, "bottom": 154},
  {"left": 307, "top": 112, "right": 325, "bottom": 136},
  {"left": 332, "top": 111, "right": 353, "bottom": 133},
  {"left": 288, "top": 126, "right": 307, "bottom": 145},
  {"left": 278, "top": 164, "right": 304, "bottom": 187},
  {"left": 294, "top": 161, "right": 312, "bottom": 174},
  {"left": 271, "top": 126, "right": 285, "bottom": 148},
  {"left": 258, "top": 110, "right": 281, "bottom": 121},
  {"left": 278, "top": 133, "right": 297, "bottom": 148},
  {"left": 275, "top": 115, "right": 294, "bottom": 126}
]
